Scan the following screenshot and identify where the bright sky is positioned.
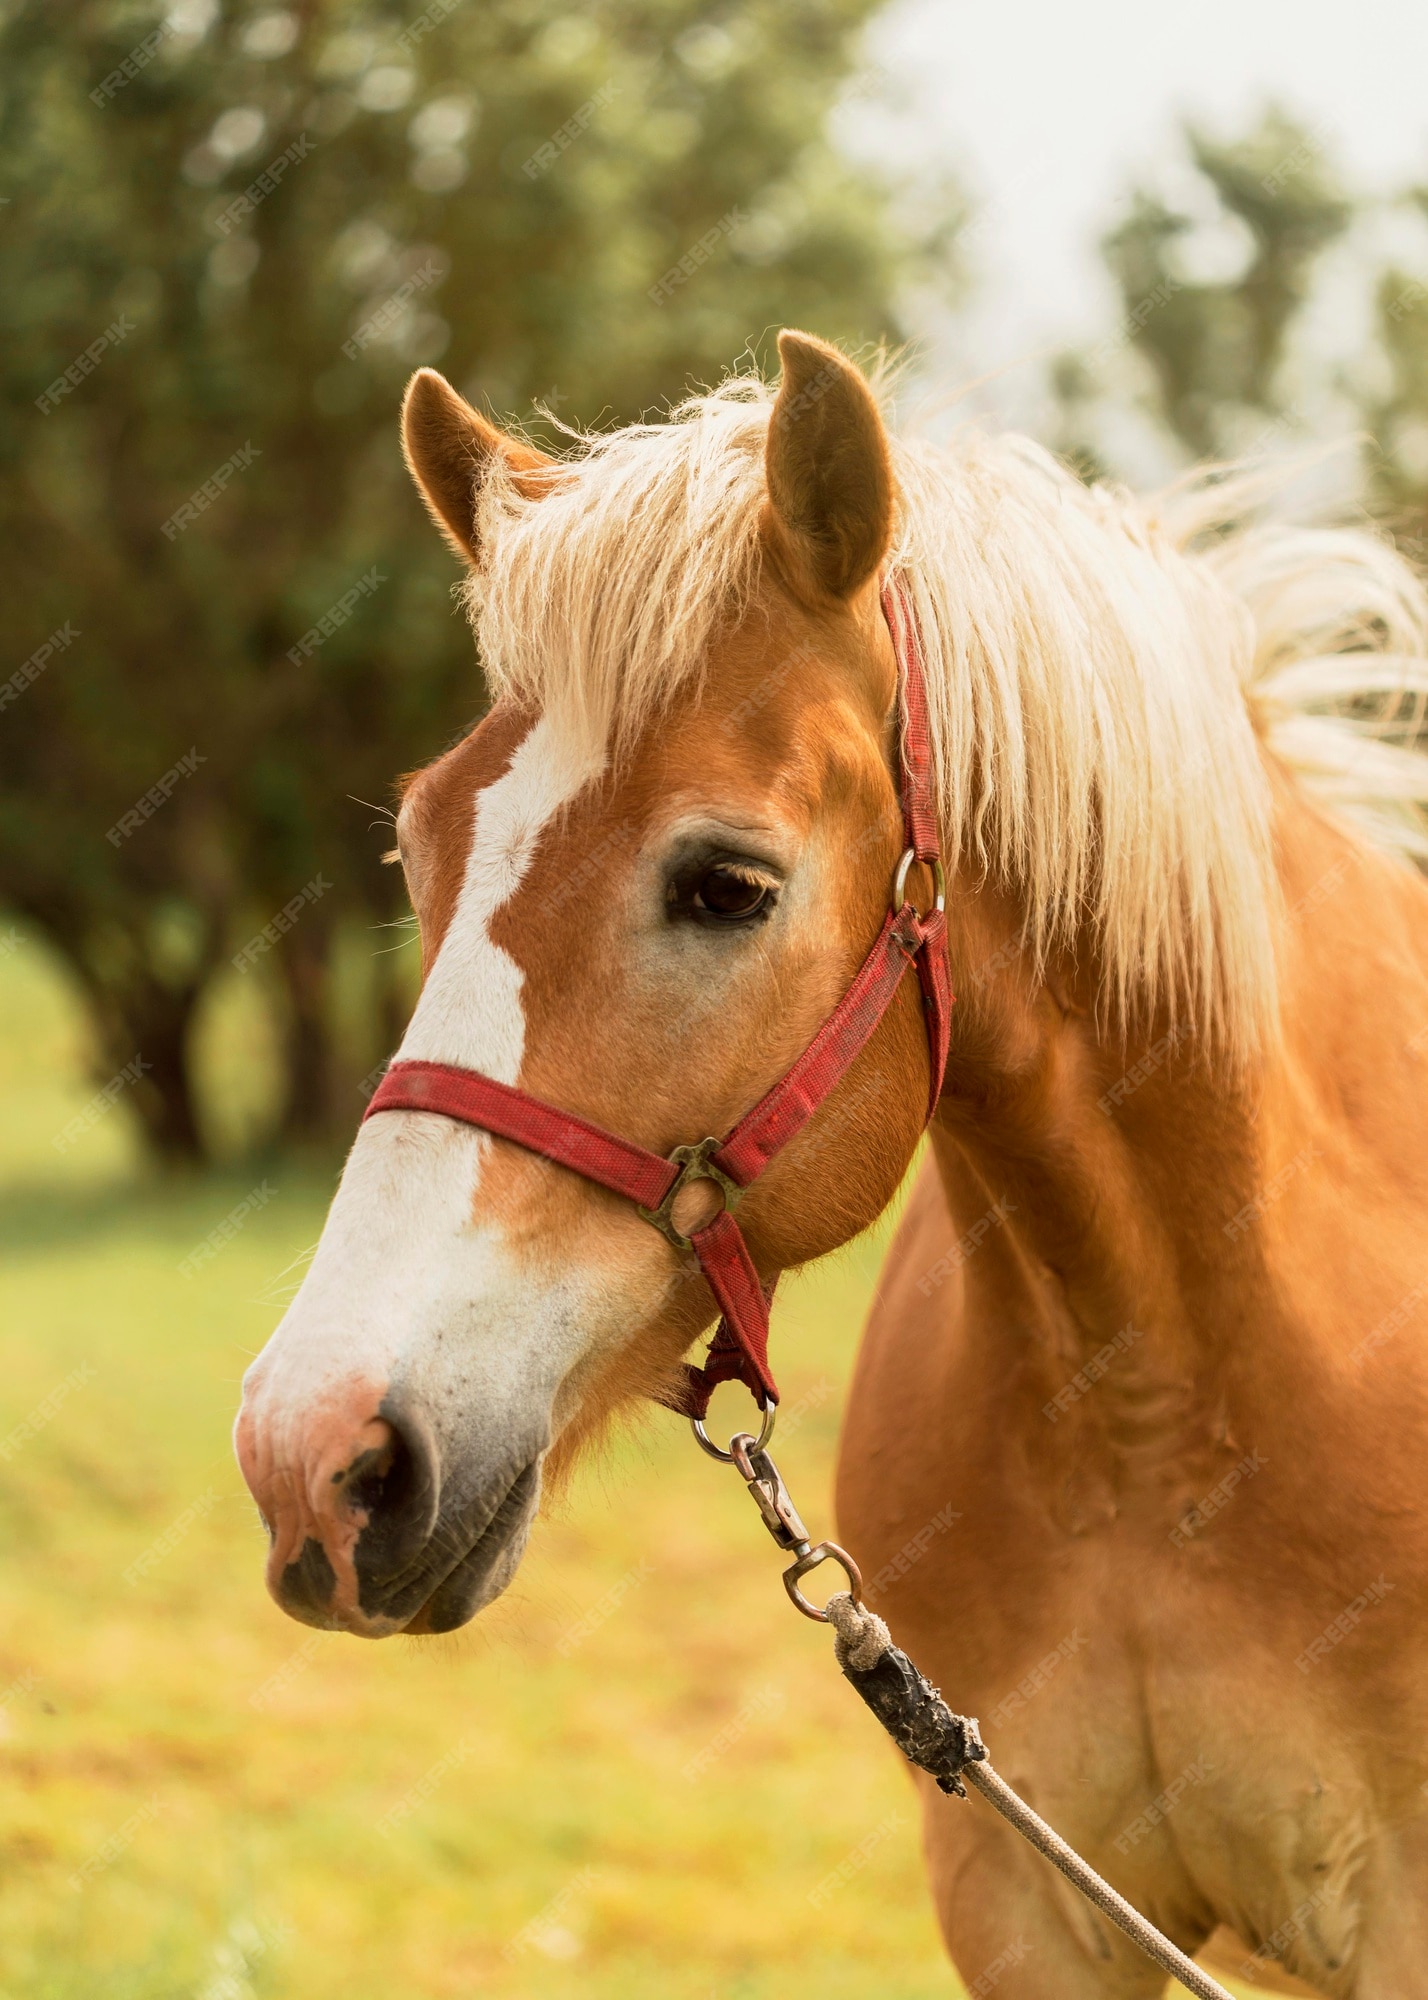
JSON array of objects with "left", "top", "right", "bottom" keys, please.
[{"left": 858, "top": 0, "right": 1428, "bottom": 423}]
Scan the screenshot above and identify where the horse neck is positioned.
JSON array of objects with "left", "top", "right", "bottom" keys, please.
[{"left": 927, "top": 779, "right": 1427, "bottom": 1473}]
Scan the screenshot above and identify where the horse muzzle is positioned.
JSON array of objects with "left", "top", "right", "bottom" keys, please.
[{"left": 233, "top": 1373, "right": 544, "bottom": 1636}]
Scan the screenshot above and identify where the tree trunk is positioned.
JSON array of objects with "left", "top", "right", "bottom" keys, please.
[
  {"left": 52, "top": 937, "right": 211, "bottom": 1167},
  {"left": 276, "top": 912, "right": 342, "bottom": 1148},
  {"left": 120, "top": 981, "right": 208, "bottom": 1164}
]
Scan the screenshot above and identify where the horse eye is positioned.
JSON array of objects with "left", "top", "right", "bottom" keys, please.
[{"left": 689, "top": 864, "right": 775, "bottom": 924}]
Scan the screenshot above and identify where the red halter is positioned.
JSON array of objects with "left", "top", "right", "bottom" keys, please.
[{"left": 364, "top": 576, "right": 952, "bottom": 1419}]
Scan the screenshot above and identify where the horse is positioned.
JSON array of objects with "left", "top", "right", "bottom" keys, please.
[{"left": 234, "top": 329, "right": 1428, "bottom": 1996}]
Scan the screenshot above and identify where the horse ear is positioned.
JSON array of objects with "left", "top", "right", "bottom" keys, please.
[
  {"left": 763, "top": 331, "right": 894, "bottom": 601},
  {"left": 400, "top": 368, "right": 553, "bottom": 565}
]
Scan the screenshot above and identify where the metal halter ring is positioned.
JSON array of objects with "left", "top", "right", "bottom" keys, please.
[
  {"left": 692, "top": 1398, "right": 775, "bottom": 1463},
  {"left": 782, "top": 1540, "right": 866, "bottom": 1621},
  {"left": 638, "top": 1137, "right": 744, "bottom": 1252},
  {"left": 892, "top": 847, "right": 947, "bottom": 919}
]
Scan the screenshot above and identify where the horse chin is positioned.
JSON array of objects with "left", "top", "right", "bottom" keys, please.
[{"left": 378, "top": 1456, "right": 543, "bottom": 1637}]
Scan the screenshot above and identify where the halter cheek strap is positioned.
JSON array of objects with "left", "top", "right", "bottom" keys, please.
[{"left": 364, "top": 575, "right": 952, "bottom": 1419}]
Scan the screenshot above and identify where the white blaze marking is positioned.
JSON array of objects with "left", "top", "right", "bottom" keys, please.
[
  {"left": 399, "top": 714, "right": 605, "bottom": 1079},
  {"left": 242, "top": 715, "right": 606, "bottom": 1444}
]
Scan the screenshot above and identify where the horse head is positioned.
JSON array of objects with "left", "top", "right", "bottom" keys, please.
[{"left": 234, "top": 334, "right": 936, "bottom": 1634}]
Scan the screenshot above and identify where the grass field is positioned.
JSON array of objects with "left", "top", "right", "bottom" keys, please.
[{"left": 0, "top": 925, "right": 1274, "bottom": 1999}]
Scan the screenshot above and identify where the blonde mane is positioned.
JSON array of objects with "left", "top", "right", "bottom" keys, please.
[{"left": 469, "top": 374, "right": 1428, "bottom": 1060}]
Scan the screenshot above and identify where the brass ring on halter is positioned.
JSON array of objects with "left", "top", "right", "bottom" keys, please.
[
  {"left": 638, "top": 1136, "right": 744, "bottom": 1252},
  {"left": 892, "top": 847, "right": 947, "bottom": 918},
  {"left": 782, "top": 1540, "right": 865, "bottom": 1621},
  {"left": 691, "top": 1399, "right": 776, "bottom": 1463}
]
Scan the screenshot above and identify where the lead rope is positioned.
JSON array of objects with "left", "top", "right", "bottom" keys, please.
[{"left": 704, "top": 1425, "right": 1236, "bottom": 2000}]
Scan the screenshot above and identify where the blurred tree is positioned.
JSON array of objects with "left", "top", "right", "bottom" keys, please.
[
  {"left": 0, "top": 0, "right": 937, "bottom": 1162},
  {"left": 1065, "top": 108, "right": 1351, "bottom": 465},
  {"left": 1366, "top": 216, "right": 1428, "bottom": 559}
]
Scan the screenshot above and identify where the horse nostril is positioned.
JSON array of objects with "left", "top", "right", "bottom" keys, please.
[
  {"left": 340, "top": 1403, "right": 440, "bottom": 1584},
  {"left": 335, "top": 1424, "right": 398, "bottom": 1512}
]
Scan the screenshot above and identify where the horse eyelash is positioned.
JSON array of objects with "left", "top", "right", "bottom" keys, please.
[{"left": 711, "top": 860, "right": 779, "bottom": 889}]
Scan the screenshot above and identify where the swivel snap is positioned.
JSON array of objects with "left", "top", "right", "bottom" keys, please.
[{"left": 729, "top": 1433, "right": 811, "bottom": 1552}]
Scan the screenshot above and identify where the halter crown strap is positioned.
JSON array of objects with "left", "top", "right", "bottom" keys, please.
[
  {"left": 884, "top": 574, "right": 940, "bottom": 863},
  {"left": 364, "top": 573, "right": 951, "bottom": 1418}
]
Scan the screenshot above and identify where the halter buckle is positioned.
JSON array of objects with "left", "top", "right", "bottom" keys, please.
[{"left": 638, "top": 1136, "right": 744, "bottom": 1251}]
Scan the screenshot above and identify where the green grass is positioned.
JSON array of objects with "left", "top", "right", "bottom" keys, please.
[{"left": 0, "top": 926, "right": 1275, "bottom": 1998}]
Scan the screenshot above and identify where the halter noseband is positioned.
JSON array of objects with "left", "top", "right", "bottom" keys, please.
[{"left": 363, "top": 576, "right": 952, "bottom": 1421}]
